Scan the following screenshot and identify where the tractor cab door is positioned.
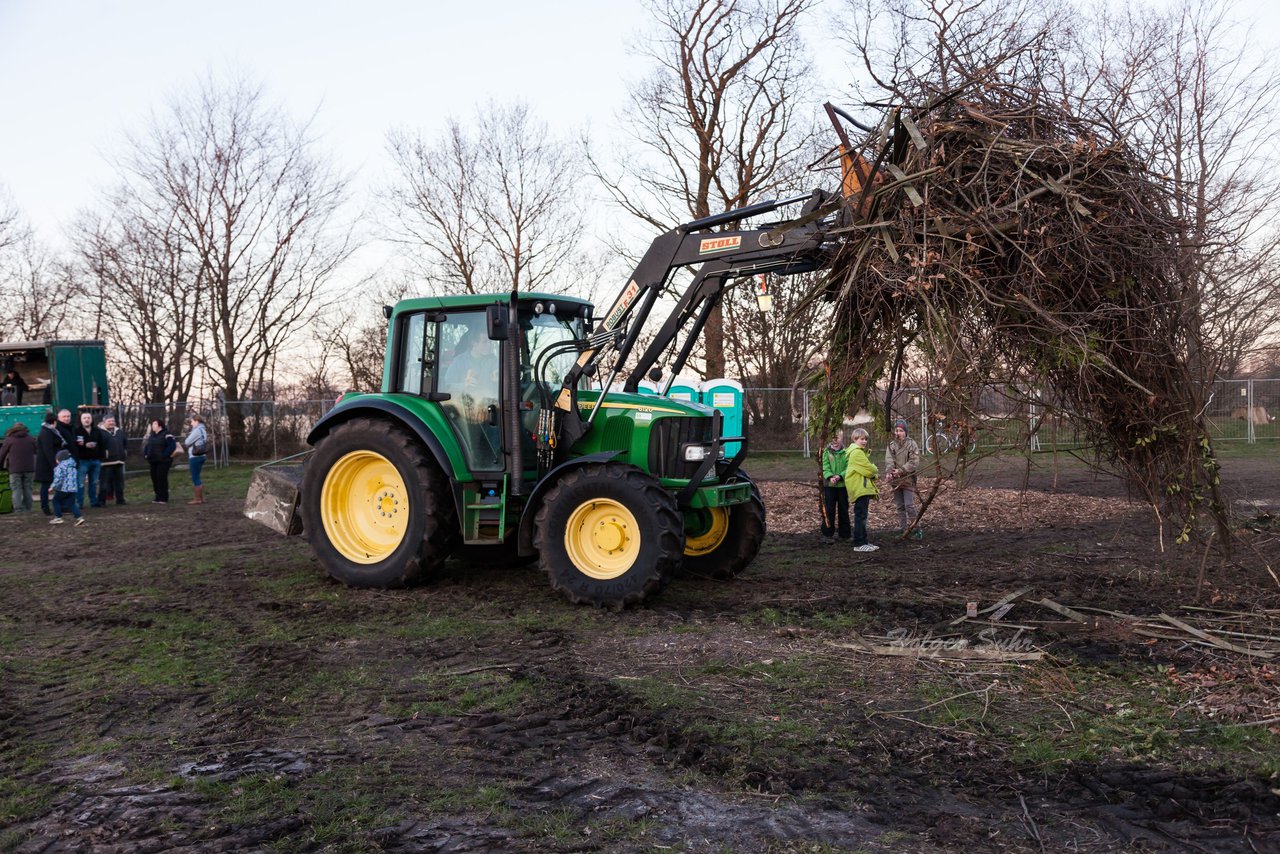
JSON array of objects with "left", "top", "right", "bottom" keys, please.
[
  {"left": 436, "top": 311, "right": 504, "bottom": 472},
  {"left": 519, "top": 311, "right": 585, "bottom": 473}
]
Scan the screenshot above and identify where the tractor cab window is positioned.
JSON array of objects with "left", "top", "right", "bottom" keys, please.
[
  {"left": 398, "top": 312, "right": 437, "bottom": 395},
  {"left": 521, "top": 313, "right": 583, "bottom": 391},
  {"left": 437, "top": 312, "right": 502, "bottom": 471}
]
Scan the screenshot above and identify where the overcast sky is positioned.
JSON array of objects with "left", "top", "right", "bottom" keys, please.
[
  {"left": 0, "top": 0, "right": 664, "bottom": 242},
  {"left": 1, "top": 0, "right": 1276, "bottom": 249}
]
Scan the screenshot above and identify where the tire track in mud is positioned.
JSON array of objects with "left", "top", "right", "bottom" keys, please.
[
  {"left": 335, "top": 664, "right": 889, "bottom": 851},
  {"left": 341, "top": 663, "right": 1280, "bottom": 852}
]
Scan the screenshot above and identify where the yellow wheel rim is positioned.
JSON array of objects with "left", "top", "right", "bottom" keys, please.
[
  {"left": 320, "top": 450, "right": 409, "bottom": 564},
  {"left": 564, "top": 498, "right": 639, "bottom": 580},
  {"left": 683, "top": 506, "right": 730, "bottom": 557}
]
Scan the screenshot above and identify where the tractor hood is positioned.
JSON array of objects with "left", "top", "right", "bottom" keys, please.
[{"left": 576, "top": 389, "right": 712, "bottom": 419}]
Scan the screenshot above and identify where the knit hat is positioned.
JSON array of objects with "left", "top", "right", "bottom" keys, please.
[
  {"left": 56, "top": 449, "right": 71, "bottom": 462},
  {"left": 893, "top": 419, "right": 909, "bottom": 435}
]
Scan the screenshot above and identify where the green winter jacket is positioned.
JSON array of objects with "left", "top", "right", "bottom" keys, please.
[
  {"left": 844, "top": 445, "right": 879, "bottom": 501},
  {"left": 821, "top": 443, "right": 847, "bottom": 483}
]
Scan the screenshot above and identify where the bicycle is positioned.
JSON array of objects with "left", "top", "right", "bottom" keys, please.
[{"left": 924, "top": 414, "right": 977, "bottom": 455}]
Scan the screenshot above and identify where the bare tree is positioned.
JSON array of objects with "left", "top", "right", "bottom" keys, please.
[
  {"left": 0, "top": 187, "right": 27, "bottom": 254},
  {"left": 76, "top": 204, "right": 204, "bottom": 406},
  {"left": 314, "top": 278, "right": 411, "bottom": 393},
  {"left": 0, "top": 236, "right": 82, "bottom": 341},
  {"left": 0, "top": 192, "right": 84, "bottom": 340},
  {"left": 117, "top": 78, "right": 353, "bottom": 442},
  {"left": 384, "top": 103, "right": 587, "bottom": 296},
  {"left": 1075, "top": 0, "right": 1280, "bottom": 380},
  {"left": 596, "top": 0, "right": 819, "bottom": 376}
]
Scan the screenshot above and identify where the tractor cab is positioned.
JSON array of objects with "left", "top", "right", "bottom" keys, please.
[{"left": 387, "top": 293, "right": 593, "bottom": 481}]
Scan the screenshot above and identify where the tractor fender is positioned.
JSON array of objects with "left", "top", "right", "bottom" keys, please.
[
  {"left": 307, "top": 398, "right": 462, "bottom": 519},
  {"left": 516, "top": 451, "right": 623, "bottom": 555}
]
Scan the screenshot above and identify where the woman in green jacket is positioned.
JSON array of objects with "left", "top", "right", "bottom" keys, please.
[{"left": 844, "top": 427, "right": 880, "bottom": 551}]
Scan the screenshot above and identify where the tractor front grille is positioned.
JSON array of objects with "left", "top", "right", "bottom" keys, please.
[{"left": 648, "top": 415, "right": 715, "bottom": 480}]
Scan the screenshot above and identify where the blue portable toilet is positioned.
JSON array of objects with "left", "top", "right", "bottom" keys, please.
[
  {"left": 635, "top": 379, "right": 660, "bottom": 396},
  {"left": 666, "top": 377, "right": 700, "bottom": 404},
  {"left": 701, "top": 378, "right": 745, "bottom": 456}
]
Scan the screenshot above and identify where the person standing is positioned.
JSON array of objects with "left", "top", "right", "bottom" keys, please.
[
  {"left": 844, "top": 427, "right": 880, "bottom": 552},
  {"left": 819, "top": 430, "right": 851, "bottom": 543},
  {"left": 35, "top": 411, "right": 69, "bottom": 516},
  {"left": 0, "top": 422, "right": 38, "bottom": 512},
  {"left": 50, "top": 450, "right": 85, "bottom": 526},
  {"left": 885, "top": 419, "right": 922, "bottom": 539},
  {"left": 181, "top": 413, "right": 210, "bottom": 505},
  {"left": 3, "top": 369, "right": 28, "bottom": 404},
  {"left": 142, "top": 419, "right": 177, "bottom": 504},
  {"left": 74, "top": 411, "right": 107, "bottom": 508},
  {"left": 98, "top": 413, "right": 128, "bottom": 505}
]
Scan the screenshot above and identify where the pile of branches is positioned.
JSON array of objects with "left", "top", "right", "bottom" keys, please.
[{"left": 819, "top": 82, "right": 1230, "bottom": 547}]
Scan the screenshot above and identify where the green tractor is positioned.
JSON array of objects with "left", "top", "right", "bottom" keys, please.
[{"left": 267, "top": 189, "right": 844, "bottom": 606}]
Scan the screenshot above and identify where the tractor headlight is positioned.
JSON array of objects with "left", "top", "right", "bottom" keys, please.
[{"left": 684, "top": 444, "right": 711, "bottom": 462}]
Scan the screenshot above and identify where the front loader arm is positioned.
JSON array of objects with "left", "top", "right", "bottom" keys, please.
[{"left": 556, "top": 189, "right": 842, "bottom": 410}]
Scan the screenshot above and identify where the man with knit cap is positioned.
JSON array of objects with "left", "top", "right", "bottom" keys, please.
[{"left": 885, "top": 419, "right": 922, "bottom": 538}]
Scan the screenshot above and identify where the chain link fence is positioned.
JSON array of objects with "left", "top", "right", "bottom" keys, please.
[{"left": 101, "top": 379, "right": 1277, "bottom": 464}]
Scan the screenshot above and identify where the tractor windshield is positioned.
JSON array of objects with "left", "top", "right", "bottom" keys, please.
[{"left": 521, "top": 312, "right": 583, "bottom": 390}]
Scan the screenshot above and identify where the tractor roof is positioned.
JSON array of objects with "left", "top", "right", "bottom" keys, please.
[{"left": 394, "top": 292, "right": 592, "bottom": 313}]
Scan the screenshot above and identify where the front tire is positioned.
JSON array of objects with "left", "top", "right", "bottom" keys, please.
[
  {"left": 681, "top": 476, "right": 766, "bottom": 580},
  {"left": 534, "top": 463, "right": 683, "bottom": 607},
  {"left": 301, "top": 417, "right": 457, "bottom": 588}
]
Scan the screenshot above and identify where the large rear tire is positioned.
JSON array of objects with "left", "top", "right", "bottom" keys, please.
[
  {"left": 301, "top": 417, "right": 457, "bottom": 588},
  {"left": 534, "top": 463, "right": 683, "bottom": 607},
  {"left": 681, "top": 475, "right": 766, "bottom": 580}
]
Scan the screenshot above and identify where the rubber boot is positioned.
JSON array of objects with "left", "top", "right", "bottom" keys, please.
[{"left": 188, "top": 486, "right": 205, "bottom": 505}]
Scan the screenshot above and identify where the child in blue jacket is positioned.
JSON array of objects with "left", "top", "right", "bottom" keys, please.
[{"left": 50, "top": 450, "right": 85, "bottom": 526}]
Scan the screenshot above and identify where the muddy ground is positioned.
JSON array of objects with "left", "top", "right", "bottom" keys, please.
[{"left": 1, "top": 449, "right": 1278, "bottom": 852}]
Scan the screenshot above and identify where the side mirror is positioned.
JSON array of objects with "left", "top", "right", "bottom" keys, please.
[{"left": 486, "top": 304, "right": 509, "bottom": 340}]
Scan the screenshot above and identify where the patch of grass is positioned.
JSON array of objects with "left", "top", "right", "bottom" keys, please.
[
  {"left": 415, "top": 781, "right": 511, "bottom": 816},
  {"left": 201, "top": 463, "right": 260, "bottom": 497},
  {"left": 511, "top": 806, "right": 580, "bottom": 845},
  {"left": 741, "top": 606, "right": 873, "bottom": 635},
  {"left": 406, "top": 670, "right": 543, "bottom": 717},
  {"left": 613, "top": 675, "right": 707, "bottom": 712},
  {"left": 190, "top": 764, "right": 403, "bottom": 847},
  {"left": 388, "top": 612, "right": 504, "bottom": 641},
  {"left": 993, "top": 663, "right": 1280, "bottom": 776},
  {"left": 0, "top": 774, "right": 59, "bottom": 843},
  {"left": 113, "top": 612, "right": 237, "bottom": 689}
]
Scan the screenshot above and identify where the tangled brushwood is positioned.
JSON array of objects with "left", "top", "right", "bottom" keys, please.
[{"left": 818, "top": 86, "right": 1230, "bottom": 549}]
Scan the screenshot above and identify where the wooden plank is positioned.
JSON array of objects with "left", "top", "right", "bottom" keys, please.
[
  {"left": 828, "top": 641, "right": 1043, "bottom": 662},
  {"left": 1157, "top": 614, "right": 1275, "bottom": 659},
  {"left": 1037, "top": 599, "right": 1095, "bottom": 624}
]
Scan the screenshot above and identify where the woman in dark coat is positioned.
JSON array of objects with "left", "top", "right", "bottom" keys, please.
[
  {"left": 35, "top": 411, "right": 67, "bottom": 516},
  {"left": 142, "top": 419, "right": 177, "bottom": 504}
]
